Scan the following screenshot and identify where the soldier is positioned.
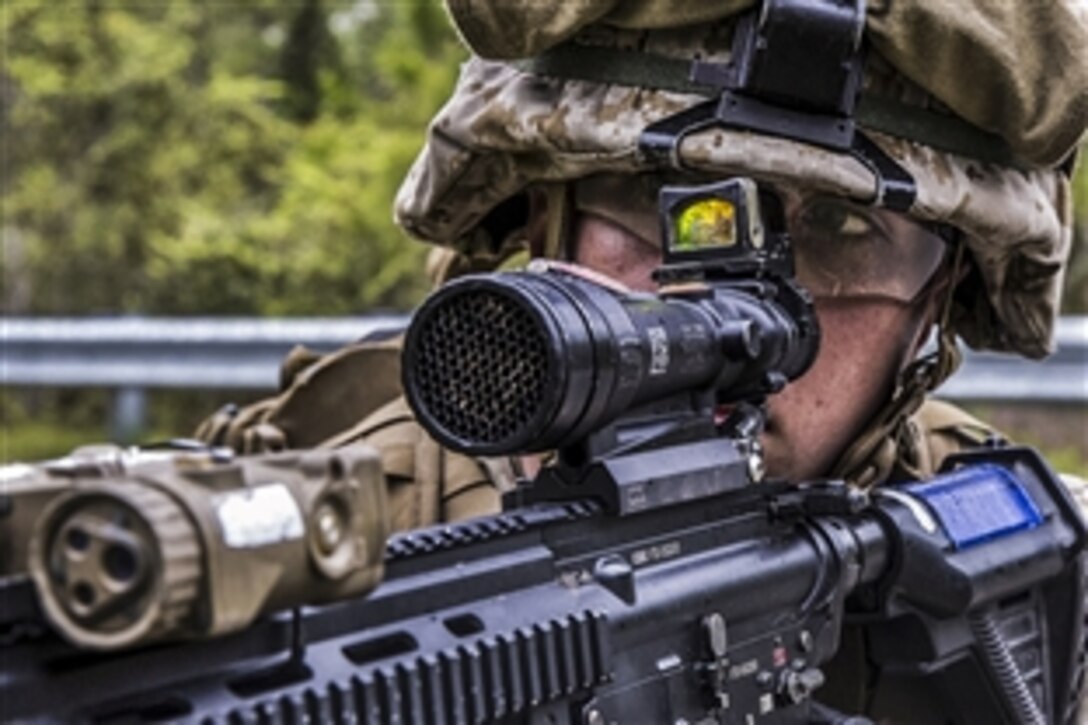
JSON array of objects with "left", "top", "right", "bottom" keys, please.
[
  {"left": 187, "top": 2, "right": 1088, "bottom": 718},
  {"left": 198, "top": 0, "right": 1088, "bottom": 533}
]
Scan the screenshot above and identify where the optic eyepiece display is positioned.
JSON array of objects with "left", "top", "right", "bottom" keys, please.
[
  {"left": 403, "top": 263, "right": 818, "bottom": 457},
  {"left": 661, "top": 178, "right": 766, "bottom": 259}
]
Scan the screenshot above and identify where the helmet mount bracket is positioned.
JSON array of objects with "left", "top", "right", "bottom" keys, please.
[{"left": 639, "top": 0, "right": 917, "bottom": 212}]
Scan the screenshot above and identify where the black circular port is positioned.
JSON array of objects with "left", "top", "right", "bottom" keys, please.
[
  {"left": 72, "top": 581, "right": 96, "bottom": 607},
  {"left": 407, "top": 288, "right": 551, "bottom": 448},
  {"left": 103, "top": 544, "right": 139, "bottom": 583},
  {"left": 66, "top": 527, "right": 90, "bottom": 553}
]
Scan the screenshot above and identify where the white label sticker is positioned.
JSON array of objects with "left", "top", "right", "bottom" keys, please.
[
  {"left": 647, "top": 325, "right": 669, "bottom": 375},
  {"left": 0, "top": 463, "right": 36, "bottom": 484},
  {"left": 214, "top": 483, "right": 304, "bottom": 549},
  {"left": 655, "top": 654, "right": 682, "bottom": 672}
]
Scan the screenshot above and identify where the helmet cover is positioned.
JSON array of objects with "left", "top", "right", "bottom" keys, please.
[{"left": 396, "top": 0, "right": 1088, "bottom": 358}]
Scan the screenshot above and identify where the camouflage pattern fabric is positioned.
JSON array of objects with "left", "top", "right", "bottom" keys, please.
[
  {"left": 397, "top": 4, "right": 1086, "bottom": 359},
  {"left": 445, "top": 0, "right": 1087, "bottom": 167}
]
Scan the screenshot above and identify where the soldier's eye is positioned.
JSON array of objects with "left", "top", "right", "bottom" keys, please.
[{"left": 797, "top": 199, "right": 876, "bottom": 240}]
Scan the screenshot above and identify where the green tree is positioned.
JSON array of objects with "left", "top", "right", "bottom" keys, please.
[{"left": 2, "top": 1, "right": 463, "bottom": 316}]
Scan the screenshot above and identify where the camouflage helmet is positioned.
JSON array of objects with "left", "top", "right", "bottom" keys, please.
[{"left": 396, "top": 0, "right": 1087, "bottom": 360}]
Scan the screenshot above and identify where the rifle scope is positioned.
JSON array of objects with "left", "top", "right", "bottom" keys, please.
[{"left": 403, "top": 262, "right": 818, "bottom": 457}]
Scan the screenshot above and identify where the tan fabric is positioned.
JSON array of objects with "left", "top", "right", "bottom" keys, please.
[
  {"left": 399, "top": 7, "right": 1085, "bottom": 358},
  {"left": 194, "top": 398, "right": 279, "bottom": 453},
  {"left": 446, "top": 0, "right": 756, "bottom": 60},
  {"left": 323, "top": 396, "right": 516, "bottom": 529},
  {"left": 833, "top": 397, "right": 1001, "bottom": 486},
  {"left": 193, "top": 337, "right": 404, "bottom": 454},
  {"left": 424, "top": 233, "right": 529, "bottom": 288},
  {"left": 192, "top": 332, "right": 514, "bottom": 528},
  {"left": 898, "top": 398, "right": 999, "bottom": 478},
  {"left": 865, "top": 1, "right": 1088, "bottom": 168}
]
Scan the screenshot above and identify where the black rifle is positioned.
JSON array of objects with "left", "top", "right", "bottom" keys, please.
[
  {"left": 2, "top": 181, "right": 1084, "bottom": 723},
  {"left": 2, "top": 444, "right": 1082, "bottom": 723}
]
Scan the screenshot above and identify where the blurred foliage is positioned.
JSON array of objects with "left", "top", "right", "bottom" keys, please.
[
  {"left": 2, "top": 0, "right": 464, "bottom": 315},
  {"left": 1067, "top": 151, "right": 1088, "bottom": 314},
  {"left": 2, "top": 0, "right": 466, "bottom": 458},
  {"left": 2, "top": 388, "right": 244, "bottom": 462}
]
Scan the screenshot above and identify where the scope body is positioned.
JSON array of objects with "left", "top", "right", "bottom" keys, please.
[{"left": 403, "top": 266, "right": 818, "bottom": 457}]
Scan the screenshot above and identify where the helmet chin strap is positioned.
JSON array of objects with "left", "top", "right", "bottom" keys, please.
[
  {"left": 830, "top": 240, "right": 967, "bottom": 487},
  {"left": 542, "top": 183, "right": 574, "bottom": 262}
]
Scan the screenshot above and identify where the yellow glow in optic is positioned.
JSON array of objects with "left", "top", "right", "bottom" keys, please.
[{"left": 674, "top": 198, "right": 737, "bottom": 251}]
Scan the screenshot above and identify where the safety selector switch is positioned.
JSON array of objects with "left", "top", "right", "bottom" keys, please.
[
  {"left": 699, "top": 612, "right": 731, "bottom": 713},
  {"left": 778, "top": 665, "right": 825, "bottom": 705}
]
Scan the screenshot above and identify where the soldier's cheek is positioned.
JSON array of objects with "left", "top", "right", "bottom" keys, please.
[{"left": 760, "top": 297, "right": 922, "bottom": 482}]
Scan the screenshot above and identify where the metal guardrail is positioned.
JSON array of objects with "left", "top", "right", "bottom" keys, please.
[
  {"left": 2, "top": 315, "right": 1085, "bottom": 438},
  {"left": 1, "top": 316, "right": 409, "bottom": 439},
  {"left": 2, "top": 316, "right": 412, "bottom": 390},
  {"left": 937, "top": 316, "right": 1087, "bottom": 403}
]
